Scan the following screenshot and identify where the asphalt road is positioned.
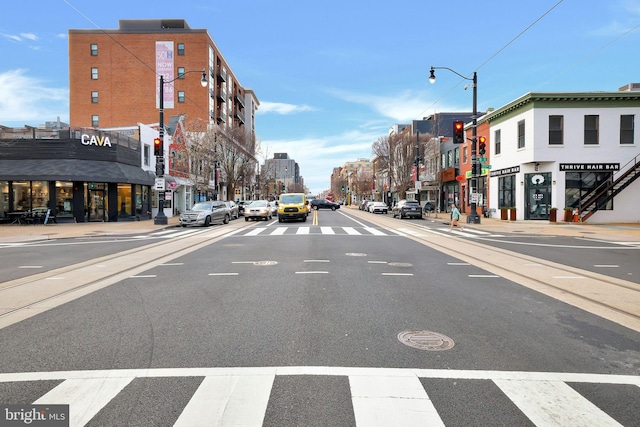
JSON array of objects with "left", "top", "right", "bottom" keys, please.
[{"left": 0, "top": 210, "right": 639, "bottom": 426}]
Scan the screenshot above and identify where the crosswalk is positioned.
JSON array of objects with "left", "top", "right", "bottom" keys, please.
[
  {"left": 135, "top": 225, "right": 502, "bottom": 240},
  {"left": 1, "top": 366, "right": 636, "bottom": 426}
]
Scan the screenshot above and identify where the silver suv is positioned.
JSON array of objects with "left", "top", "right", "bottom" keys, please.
[{"left": 179, "top": 201, "right": 231, "bottom": 227}]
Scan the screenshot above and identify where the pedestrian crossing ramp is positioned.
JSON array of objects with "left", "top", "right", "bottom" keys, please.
[{"left": 1, "top": 366, "right": 637, "bottom": 426}]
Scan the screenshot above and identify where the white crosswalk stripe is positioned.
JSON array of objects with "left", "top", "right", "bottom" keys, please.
[{"left": 1, "top": 367, "right": 634, "bottom": 426}]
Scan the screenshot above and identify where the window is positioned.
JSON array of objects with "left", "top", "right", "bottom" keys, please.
[
  {"left": 91, "top": 68, "right": 98, "bottom": 80},
  {"left": 441, "top": 153, "right": 446, "bottom": 169},
  {"left": 584, "top": 115, "right": 599, "bottom": 145},
  {"left": 549, "top": 115, "right": 563, "bottom": 145},
  {"left": 90, "top": 44, "right": 98, "bottom": 56},
  {"left": 91, "top": 91, "right": 98, "bottom": 103},
  {"left": 517, "top": 120, "right": 525, "bottom": 149},
  {"left": 91, "top": 115, "right": 99, "bottom": 127},
  {"left": 177, "top": 43, "right": 185, "bottom": 55},
  {"left": 494, "top": 129, "right": 501, "bottom": 155},
  {"left": 620, "top": 114, "right": 634, "bottom": 144},
  {"left": 565, "top": 172, "right": 612, "bottom": 210},
  {"left": 454, "top": 147, "right": 460, "bottom": 165},
  {"left": 177, "top": 67, "right": 185, "bottom": 79},
  {"left": 178, "top": 91, "right": 185, "bottom": 103},
  {"left": 447, "top": 150, "right": 453, "bottom": 168},
  {"left": 144, "top": 145, "right": 151, "bottom": 166},
  {"left": 463, "top": 146, "right": 468, "bottom": 164},
  {"left": 498, "top": 175, "right": 515, "bottom": 208}
]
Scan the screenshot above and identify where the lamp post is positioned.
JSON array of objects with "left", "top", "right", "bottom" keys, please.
[
  {"left": 155, "top": 69, "right": 207, "bottom": 225},
  {"left": 429, "top": 66, "right": 481, "bottom": 224}
]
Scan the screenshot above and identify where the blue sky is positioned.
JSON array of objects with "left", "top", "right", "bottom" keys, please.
[{"left": 1, "top": 0, "right": 639, "bottom": 195}]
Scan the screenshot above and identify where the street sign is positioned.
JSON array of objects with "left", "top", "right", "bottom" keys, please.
[{"left": 155, "top": 178, "right": 165, "bottom": 191}]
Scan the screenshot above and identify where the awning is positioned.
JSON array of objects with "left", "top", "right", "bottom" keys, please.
[{"left": 0, "top": 159, "right": 155, "bottom": 185}]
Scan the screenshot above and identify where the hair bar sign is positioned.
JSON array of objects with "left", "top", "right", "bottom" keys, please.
[
  {"left": 559, "top": 163, "right": 620, "bottom": 171},
  {"left": 81, "top": 133, "right": 112, "bottom": 147}
]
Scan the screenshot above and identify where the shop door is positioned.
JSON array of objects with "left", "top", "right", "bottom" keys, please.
[
  {"left": 88, "top": 189, "right": 107, "bottom": 222},
  {"left": 525, "top": 173, "right": 551, "bottom": 220}
]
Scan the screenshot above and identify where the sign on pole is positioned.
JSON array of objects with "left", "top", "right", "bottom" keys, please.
[{"left": 155, "top": 178, "right": 165, "bottom": 191}]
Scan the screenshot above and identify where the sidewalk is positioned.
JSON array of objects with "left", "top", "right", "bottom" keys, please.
[{"left": 1, "top": 211, "right": 639, "bottom": 243}]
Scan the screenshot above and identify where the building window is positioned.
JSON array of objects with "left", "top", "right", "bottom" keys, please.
[
  {"left": 549, "top": 115, "right": 563, "bottom": 145},
  {"left": 91, "top": 68, "right": 98, "bottom": 80},
  {"left": 178, "top": 91, "right": 185, "bottom": 103},
  {"left": 144, "top": 144, "right": 151, "bottom": 166},
  {"left": 494, "top": 129, "right": 501, "bottom": 155},
  {"left": 463, "top": 145, "right": 468, "bottom": 164},
  {"left": 565, "top": 172, "right": 612, "bottom": 210},
  {"left": 584, "top": 115, "right": 599, "bottom": 145},
  {"left": 447, "top": 150, "right": 453, "bottom": 168},
  {"left": 177, "top": 67, "right": 185, "bottom": 79},
  {"left": 91, "top": 91, "right": 98, "bottom": 103},
  {"left": 517, "top": 120, "right": 525, "bottom": 149},
  {"left": 498, "top": 175, "right": 515, "bottom": 208},
  {"left": 441, "top": 153, "right": 446, "bottom": 169},
  {"left": 177, "top": 43, "right": 185, "bottom": 55},
  {"left": 90, "top": 44, "right": 98, "bottom": 56},
  {"left": 620, "top": 114, "right": 634, "bottom": 144},
  {"left": 91, "top": 115, "right": 99, "bottom": 127},
  {"left": 454, "top": 147, "right": 460, "bottom": 165}
]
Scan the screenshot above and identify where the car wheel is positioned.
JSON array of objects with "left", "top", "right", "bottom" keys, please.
[
  {"left": 223, "top": 214, "right": 230, "bottom": 224},
  {"left": 245, "top": 217, "right": 249, "bottom": 222},
  {"left": 181, "top": 224, "right": 187, "bottom": 228},
  {"left": 204, "top": 216, "right": 211, "bottom": 226},
  {"left": 331, "top": 206, "right": 336, "bottom": 211},
  {"left": 278, "top": 217, "right": 283, "bottom": 223},
  {"left": 302, "top": 215, "right": 307, "bottom": 222}
]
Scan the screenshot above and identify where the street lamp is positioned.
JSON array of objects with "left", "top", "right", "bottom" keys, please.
[
  {"left": 429, "top": 66, "right": 481, "bottom": 224},
  {"left": 155, "top": 70, "right": 207, "bottom": 225}
]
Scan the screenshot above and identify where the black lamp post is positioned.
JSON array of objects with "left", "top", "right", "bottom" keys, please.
[
  {"left": 155, "top": 69, "right": 207, "bottom": 225},
  {"left": 429, "top": 66, "right": 481, "bottom": 224}
]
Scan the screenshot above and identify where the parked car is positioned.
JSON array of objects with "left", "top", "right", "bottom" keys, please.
[
  {"left": 423, "top": 200, "right": 436, "bottom": 213},
  {"left": 310, "top": 199, "right": 340, "bottom": 210},
  {"left": 223, "top": 200, "right": 239, "bottom": 219},
  {"left": 268, "top": 201, "right": 278, "bottom": 217},
  {"left": 179, "top": 201, "right": 230, "bottom": 227},
  {"left": 237, "top": 200, "right": 252, "bottom": 216},
  {"left": 244, "top": 200, "right": 273, "bottom": 221},
  {"left": 368, "top": 201, "right": 388, "bottom": 214},
  {"left": 392, "top": 200, "right": 422, "bottom": 219}
]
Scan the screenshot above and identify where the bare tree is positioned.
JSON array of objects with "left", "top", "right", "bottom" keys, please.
[
  {"left": 183, "top": 118, "right": 216, "bottom": 199},
  {"left": 388, "top": 131, "right": 415, "bottom": 199},
  {"left": 215, "top": 125, "right": 257, "bottom": 200}
]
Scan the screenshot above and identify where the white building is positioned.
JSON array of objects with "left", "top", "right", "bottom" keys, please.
[{"left": 481, "top": 89, "right": 640, "bottom": 223}]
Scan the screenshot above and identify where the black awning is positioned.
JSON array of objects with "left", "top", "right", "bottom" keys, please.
[{"left": 0, "top": 159, "right": 155, "bottom": 185}]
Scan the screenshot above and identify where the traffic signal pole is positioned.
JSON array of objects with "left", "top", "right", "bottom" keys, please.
[
  {"left": 155, "top": 74, "right": 168, "bottom": 225},
  {"left": 469, "top": 71, "right": 481, "bottom": 224}
]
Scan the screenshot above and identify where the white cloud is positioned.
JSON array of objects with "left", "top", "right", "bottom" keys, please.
[
  {"left": 1, "top": 33, "right": 22, "bottom": 42},
  {"left": 261, "top": 129, "right": 379, "bottom": 194},
  {"left": 258, "top": 101, "right": 315, "bottom": 115},
  {"left": 0, "top": 69, "right": 68, "bottom": 124},
  {"left": 326, "top": 88, "right": 435, "bottom": 122},
  {"left": 20, "top": 33, "right": 38, "bottom": 41}
]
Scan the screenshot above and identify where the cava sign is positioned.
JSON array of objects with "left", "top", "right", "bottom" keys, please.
[{"left": 81, "top": 134, "right": 112, "bottom": 147}]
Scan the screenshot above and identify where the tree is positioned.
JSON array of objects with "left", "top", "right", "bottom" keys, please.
[{"left": 215, "top": 125, "right": 257, "bottom": 200}]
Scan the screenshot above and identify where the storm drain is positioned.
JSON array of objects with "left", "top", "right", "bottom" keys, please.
[{"left": 397, "top": 330, "right": 455, "bottom": 351}]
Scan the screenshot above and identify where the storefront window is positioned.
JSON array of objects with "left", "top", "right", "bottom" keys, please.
[
  {"left": 118, "top": 184, "right": 132, "bottom": 218},
  {"left": 31, "top": 181, "right": 48, "bottom": 210},
  {"left": 565, "top": 172, "right": 612, "bottom": 210},
  {"left": 55, "top": 181, "right": 73, "bottom": 218},
  {"left": 13, "top": 181, "right": 31, "bottom": 211},
  {"left": 498, "top": 175, "right": 516, "bottom": 208},
  {"left": 1, "top": 181, "right": 8, "bottom": 214}
]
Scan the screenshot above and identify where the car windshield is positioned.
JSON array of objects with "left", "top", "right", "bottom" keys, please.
[
  {"left": 280, "top": 195, "right": 303, "bottom": 204},
  {"left": 405, "top": 202, "right": 420, "bottom": 206},
  {"left": 249, "top": 200, "right": 268, "bottom": 207},
  {"left": 190, "top": 202, "right": 211, "bottom": 211}
]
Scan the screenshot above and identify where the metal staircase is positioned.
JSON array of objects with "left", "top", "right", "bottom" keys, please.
[{"left": 579, "top": 153, "right": 640, "bottom": 222}]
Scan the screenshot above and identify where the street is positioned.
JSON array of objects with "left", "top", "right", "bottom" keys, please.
[{"left": 1, "top": 211, "right": 639, "bottom": 426}]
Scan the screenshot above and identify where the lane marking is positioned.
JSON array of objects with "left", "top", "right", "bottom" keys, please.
[
  {"left": 270, "top": 227, "right": 287, "bottom": 236},
  {"left": 448, "top": 262, "right": 470, "bottom": 266},
  {"left": 19, "top": 266, "right": 43, "bottom": 269},
  {"left": 363, "top": 227, "right": 387, "bottom": 236},
  {"left": 343, "top": 227, "right": 361, "bottom": 235},
  {"left": 208, "top": 273, "right": 239, "bottom": 276},
  {"left": 469, "top": 274, "right": 500, "bottom": 278},
  {"left": 129, "top": 275, "right": 156, "bottom": 278},
  {"left": 594, "top": 264, "right": 619, "bottom": 268},
  {"left": 304, "top": 259, "right": 330, "bottom": 263},
  {"left": 160, "top": 263, "right": 184, "bottom": 266},
  {"left": 552, "top": 276, "right": 585, "bottom": 279},
  {"left": 368, "top": 261, "right": 387, "bottom": 264},
  {"left": 382, "top": 273, "right": 414, "bottom": 276},
  {"left": 295, "top": 271, "right": 329, "bottom": 274},
  {"left": 244, "top": 228, "right": 266, "bottom": 236},
  {"left": 321, "top": 227, "right": 335, "bottom": 235},
  {"left": 296, "top": 227, "right": 310, "bottom": 235}
]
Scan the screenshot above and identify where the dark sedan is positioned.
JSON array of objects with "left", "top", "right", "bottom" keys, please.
[
  {"left": 392, "top": 200, "right": 422, "bottom": 219},
  {"left": 310, "top": 199, "right": 340, "bottom": 211}
]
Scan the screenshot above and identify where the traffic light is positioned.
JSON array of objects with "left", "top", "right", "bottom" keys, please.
[
  {"left": 478, "top": 136, "right": 487, "bottom": 156},
  {"left": 341, "top": 185, "right": 345, "bottom": 192},
  {"left": 453, "top": 121, "right": 464, "bottom": 144},
  {"left": 153, "top": 137, "right": 162, "bottom": 156}
]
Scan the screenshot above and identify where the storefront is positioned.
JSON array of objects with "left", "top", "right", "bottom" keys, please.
[{"left": 0, "top": 128, "right": 154, "bottom": 222}]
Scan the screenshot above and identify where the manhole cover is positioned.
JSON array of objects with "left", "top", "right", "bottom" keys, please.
[
  {"left": 387, "top": 262, "right": 412, "bottom": 268},
  {"left": 253, "top": 260, "right": 278, "bottom": 266},
  {"left": 398, "top": 330, "right": 455, "bottom": 351},
  {"left": 345, "top": 253, "right": 367, "bottom": 257}
]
